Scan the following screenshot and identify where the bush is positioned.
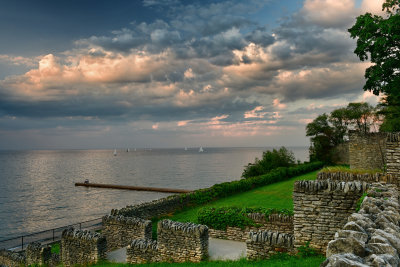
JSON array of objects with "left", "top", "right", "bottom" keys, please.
[
  {"left": 197, "top": 207, "right": 294, "bottom": 230},
  {"left": 242, "top": 147, "right": 296, "bottom": 178}
]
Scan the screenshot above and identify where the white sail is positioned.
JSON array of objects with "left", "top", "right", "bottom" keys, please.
[{"left": 199, "top": 147, "right": 204, "bottom": 152}]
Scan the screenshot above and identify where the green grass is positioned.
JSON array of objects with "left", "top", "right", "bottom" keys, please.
[
  {"left": 51, "top": 242, "right": 60, "bottom": 254},
  {"left": 164, "top": 170, "right": 319, "bottom": 224},
  {"left": 95, "top": 256, "right": 325, "bottom": 266}
]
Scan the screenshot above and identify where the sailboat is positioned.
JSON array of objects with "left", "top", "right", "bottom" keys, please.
[
  {"left": 113, "top": 149, "right": 117, "bottom": 156},
  {"left": 199, "top": 147, "right": 204, "bottom": 152},
  {"left": 126, "top": 148, "right": 130, "bottom": 152},
  {"left": 184, "top": 147, "right": 188, "bottom": 151}
]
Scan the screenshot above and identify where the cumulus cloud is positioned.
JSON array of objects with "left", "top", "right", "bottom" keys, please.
[{"left": 0, "top": 0, "right": 382, "bottom": 148}]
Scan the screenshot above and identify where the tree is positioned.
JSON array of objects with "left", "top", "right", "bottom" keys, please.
[
  {"left": 348, "top": 1, "right": 400, "bottom": 131},
  {"left": 306, "top": 114, "right": 337, "bottom": 163},
  {"left": 306, "top": 103, "right": 376, "bottom": 163},
  {"left": 345, "top": 102, "right": 374, "bottom": 134}
]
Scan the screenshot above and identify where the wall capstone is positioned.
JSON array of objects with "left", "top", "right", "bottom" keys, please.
[
  {"left": 61, "top": 227, "right": 107, "bottom": 267},
  {"left": 102, "top": 214, "right": 151, "bottom": 251},
  {"left": 246, "top": 230, "right": 294, "bottom": 260}
]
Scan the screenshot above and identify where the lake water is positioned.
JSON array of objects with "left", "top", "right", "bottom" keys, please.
[{"left": 0, "top": 147, "right": 308, "bottom": 240}]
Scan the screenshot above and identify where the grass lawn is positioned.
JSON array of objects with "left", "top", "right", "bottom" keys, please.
[
  {"left": 96, "top": 256, "right": 325, "bottom": 266},
  {"left": 163, "top": 170, "right": 319, "bottom": 224}
]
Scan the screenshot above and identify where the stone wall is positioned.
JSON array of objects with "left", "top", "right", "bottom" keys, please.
[
  {"left": 349, "top": 131, "right": 386, "bottom": 170},
  {"left": 386, "top": 132, "right": 400, "bottom": 181},
  {"left": 246, "top": 230, "right": 294, "bottom": 260},
  {"left": 102, "top": 214, "right": 151, "bottom": 251},
  {"left": 60, "top": 227, "right": 107, "bottom": 267},
  {"left": 158, "top": 220, "right": 208, "bottom": 262},
  {"left": 25, "top": 242, "right": 52, "bottom": 266},
  {"left": 323, "top": 183, "right": 400, "bottom": 266},
  {"left": 293, "top": 180, "right": 368, "bottom": 253},
  {"left": 0, "top": 250, "right": 25, "bottom": 267},
  {"left": 126, "top": 220, "right": 208, "bottom": 264},
  {"left": 208, "top": 213, "right": 293, "bottom": 242},
  {"left": 127, "top": 239, "right": 160, "bottom": 264}
]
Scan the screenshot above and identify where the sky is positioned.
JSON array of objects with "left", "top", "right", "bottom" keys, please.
[{"left": 0, "top": 0, "right": 386, "bottom": 150}]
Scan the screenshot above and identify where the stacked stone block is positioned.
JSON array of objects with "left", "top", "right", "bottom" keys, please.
[
  {"left": 102, "top": 214, "right": 151, "bottom": 250},
  {"left": 61, "top": 227, "right": 107, "bottom": 267},
  {"left": 0, "top": 250, "right": 25, "bottom": 267},
  {"left": 246, "top": 230, "right": 294, "bottom": 260},
  {"left": 349, "top": 131, "right": 387, "bottom": 170},
  {"left": 158, "top": 220, "right": 208, "bottom": 262},
  {"left": 208, "top": 213, "right": 293, "bottom": 242},
  {"left": 127, "top": 239, "right": 160, "bottom": 264},
  {"left": 25, "top": 242, "right": 52, "bottom": 266},
  {"left": 386, "top": 132, "right": 400, "bottom": 182},
  {"left": 126, "top": 220, "right": 208, "bottom": 264},
  {"left": 293, "top": 180, "right": 368, "bottom": 253},
  {"left": 323, "top": 183, "right": 400, "bottom": 266}
]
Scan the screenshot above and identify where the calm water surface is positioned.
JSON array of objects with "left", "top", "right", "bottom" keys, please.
[{"left": 0, "top": 147, "right": 307, "bottom": 240}]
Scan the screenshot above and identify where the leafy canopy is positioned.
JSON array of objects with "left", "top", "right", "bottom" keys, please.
[
  {"left": 348, "top": 0, "right": 400, "bottom": 131},
  {"left": 242, "top": 147, "right": 295, "bottom": 178}
]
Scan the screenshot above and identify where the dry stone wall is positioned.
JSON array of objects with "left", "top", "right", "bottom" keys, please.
[
  {"left": 25, "top": 242, "right": 53, "bottom": 266},
  {"left": 349, "top": 131, "right": 387, "bottom": 170},
  {"left": 61, "top": 227, "right": 107, "bottom": 267},
  {"left": 386, "top": 133, "right": 400, "bottom": 181},
  {"left": 323, "top": 183, "right": 400, "bottom": 266},
  {"left": 246, "top": 230, "right": 294, "bottom": 260},
  {"left": 127, "top": 239, "right": 160, "bottom": 264},
  {"left": 126, "top": 220, "right": 209, "bottom": 264},
  {"left": 209, "top": 213, "right": 293, "bottom": 242},
  {"left": 0, "top": 250, "right": 25, "bottom": 267},
  {"left": 293, "top": 180, "right": 368, "bottom": 253},
  {"left": 102, "top": 214, "right": 151, "bottom": 251},
  {"left": 158, "top": 220, "right": 208, "bottom": 262}
]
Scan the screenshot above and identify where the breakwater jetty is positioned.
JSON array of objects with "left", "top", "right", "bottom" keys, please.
[{"left": 75, "top": 182, "right": 192, "bottom": 193}]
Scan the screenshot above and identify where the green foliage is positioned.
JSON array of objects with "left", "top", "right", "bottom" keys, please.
[
  {"left": 197, "top": 207, "right": 293, "bottom": 230},
  {"left": 348, "top": 2, "right": 400, "bottom": 131},
  {"left": 197, "top": 207, "right": 255, "bottom": 230},
  {"left": 297, "top": 241, "right": 319, "bottom": 258},
  {"left": 51, "top": 242, "right": 60, "bottom": 254},
  {"left": 306, "top": 103, "right": 376, "bottom": 163},
  {"left": 356, "top": 192, "right": 368, "bottom": 212},
  {"left": 242, "top": 147, "right": 296, "bottom": 178}
]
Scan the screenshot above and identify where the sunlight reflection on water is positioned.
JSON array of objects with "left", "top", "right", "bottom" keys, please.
[{"left": 0, "top": 147, "right": 307, "bottom": 239}]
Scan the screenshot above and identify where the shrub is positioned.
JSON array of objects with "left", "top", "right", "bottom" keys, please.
[
  {"left": 197, "top": 207, "right": 294, "bottom": 230},
  {"left": 242, "top": 147, "right": 296, "bottom": 178}
]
